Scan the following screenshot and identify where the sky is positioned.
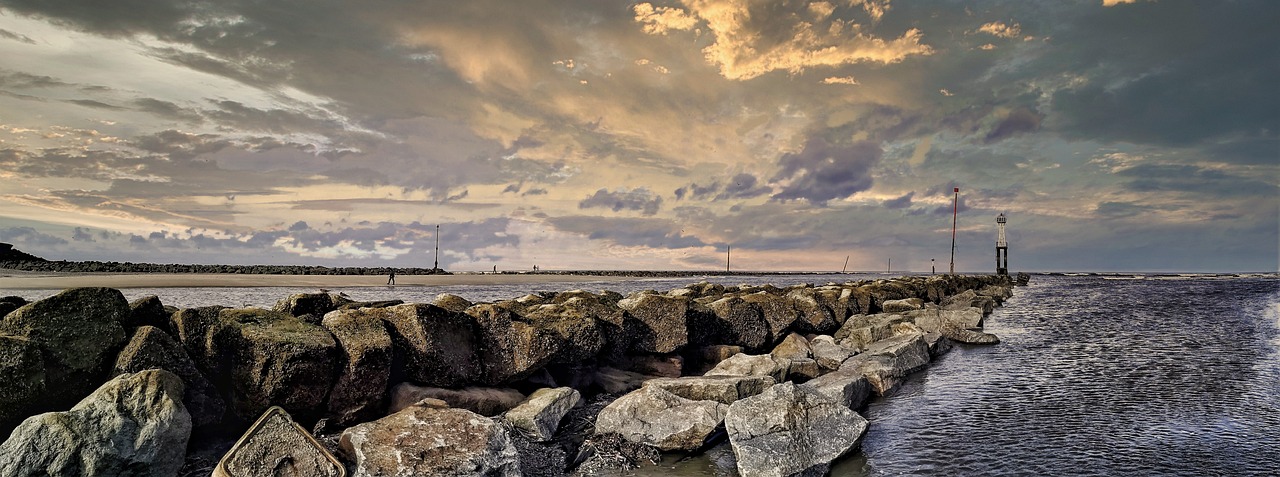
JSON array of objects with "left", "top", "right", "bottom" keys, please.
[{"left": 0, "top": 0, "right": 1275, "bottom": 273}]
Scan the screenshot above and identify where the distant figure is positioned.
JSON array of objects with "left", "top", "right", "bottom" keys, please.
[
  {"left": 493, "top": 265, "right": 497, "bottom": 274},
  {"left": 387, "top": 271, "right": 396, "bottom": 285}
]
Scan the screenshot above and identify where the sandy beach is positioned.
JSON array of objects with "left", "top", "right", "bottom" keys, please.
[{"left": 0, "top": 271, "right": 633, "bottom": 290}]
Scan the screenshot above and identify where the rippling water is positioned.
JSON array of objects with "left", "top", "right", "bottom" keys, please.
[{"left": 4, "top": 273, "right": 1277, "bottom": 476}]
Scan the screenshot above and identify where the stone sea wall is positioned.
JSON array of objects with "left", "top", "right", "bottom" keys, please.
[{"left": 0, "top": 273, "right": 1026, "bottom": 476}]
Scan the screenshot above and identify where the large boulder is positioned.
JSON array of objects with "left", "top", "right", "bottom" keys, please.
[
  {"left": 209, "top": 308, "right": 340, "bottom": 424},
  {"left": 217, "top": 406, "right": 343, "bottom": 477},
  {"left": 125, "top": 295, "right": 170, "bottom": 329},
  {"left": 340, "top": 403, "right": 520, "bottom": 476},
  {"left": 809, "top": 335, "right": 854, "bottom": 372},
  {"left": 725, "top": 382, "right": 868, "bottom": 477},
  {"left": 0, "top": 369, "right": 191, "bottom": 477},
  {"left": 433, "top": 293, "right": 473, "bottom": 313},
  {"left": 684, "top": 344, "right": 744, "bottom": 375},
  {"left": 769, "top": 332, "right": 812, "bottom": 361},
  {"left": 705, "top": 353, "right": 789, "bottom": 382},
  {"left": 0, "top": 336, "right": 45, "bottom": 436},
  {"left": 594, "top": 385, "right": 728, "bottom": 451},
  {"left": 842, "top": 332, "right": 931, "bottom": 395},
  {"left": 740, "top": 292, "right": 797, "bottom": 343},
  {"left": 272, "top": 292, "right": 354, "bottom": 318},
  {"left": 467, "top": 303, "right": 566, "bottom": 385},
  {"left": 834, "top": 313, "right": 913, "bottom": 350},
  {"left": 389, "top": 382, "right": 525, "bottom": 416},
  {"left": 697, "top": 295, "right": 770, "bottom": 351},
  {"left": 801, "top": 366, "right": 872, "bottom": 410},
  {"left": 112, "top": 326, "right": 226, "bottom": 429},
  {"left": 908, "top": 308, "right": 1000, "bottom": 345},
  {"left": 0, "top": 287, "right": 129, "bottom": 426},
  {"left": 786, "top": 288, "right": 839, "bottom": 334},
  {"left": 0, "top": 295, "right": 28, "bottom": 318},
  {"left": 617, "top": 293, "right": 691, "bottom": 354},
  {"left": 502, "top": 387, "right": 581, "bottom": 441},
  {"left": 379, "top": 303, "right": 483, "bottom": 387},
  {"left": 168, "top": 305, "right": 226, "bottom": 372},
  {"left": 644, "top": 375, "right": 775, "bottom": 404},
  {"left": 321, "top": 308, "right": 394, "bottom": 426},
  {"left": 525, "top": 302, "right": 606, "bottom": 364},
  {"left": 881, "top": 297, "right": 925, "bottom": 313}
]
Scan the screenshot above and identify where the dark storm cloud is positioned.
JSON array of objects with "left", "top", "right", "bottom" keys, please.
[
  {"left": 1095, "top": 201, "right": 1153, "bottom": 220},
  {"left": 132, "top": 98, "right": 203, "bottom": 123},
  {"left": 204, "top": 100, "right": 343, "bottom": 135},
  {"left": 718, "top": 173, "right": 771, "bottom": 200},
  {"left": 1117, "top": 164, "right": 1279, "bottom": 198},
  {"left": 71, "top": 227, "right": 95, "bottom": 242},
  {"left": 884, "top": 191, "right": 914, "bottom": 209},
  {"left": 549, "top": 216, "right": 706, "bottom": 250},
  {"left": 0, "top": 226, "right": 69, "bottom": 246},
  {"left": 132, "top": 129, "right": 230, "bottom": 161},
  {"left": 578, "top": 188, "right": 663, "bottom": 215},
  {"left": 983, "top": 108, "right": 1042, "bottom": 144},
  {"left": 770, "top": 138, "right": 881, "bottom": 206}
]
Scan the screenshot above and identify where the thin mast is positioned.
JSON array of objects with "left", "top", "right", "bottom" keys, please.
[{"left": 950, "top": 187, "right": 958, "bottom": 274}]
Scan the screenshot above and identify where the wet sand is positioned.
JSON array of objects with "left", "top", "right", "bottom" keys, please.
[{"left": 0, "top": 271, "right": 632, "bottom": 289}]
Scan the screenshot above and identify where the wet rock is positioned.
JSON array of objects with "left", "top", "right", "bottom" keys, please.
[
  {"left": 112, "top": 325, "right": 226, "bottom": 429},
  {"left": 125, "top": 295, "right": 170, "bottom": 329},
  {"left": 594, "top": 385, "right": 728, "bottom": 451},
  {"left": 379, "top": 303, "right": 482, "bottom": 387},
  {"left": 321, "top": 308, "right": 394, "bottom": 426},
  {"left": 644, "top": 375, "right": 775, "bottom": 404},
  {"left": 725, "top": 382, "right": 868, "bottom": 477},
  {"left": 0, "top": 287, "right": 128, "bottom": 425},
  {"left": 467, "top": 303, "right": 566, "bottom": 385},
  {"left": 0, "top": 295, "right": 27, "bottom": 318},
  {"left": 389, "top": 382, "right": 525, "bottom": 416},
  {"left": 1016, "top": 272, "right": 1031, "bottom": 286},
  {"left": 788, "top": 287, "right": 840, "bottom": 334},
  {"left": 881, "top": 297, "right": 925, "bottom": 313},
  {"left": 272, "top": 292, "right": 355, "bottom": 318},
  {"left": 617, "top": 293, "right": 691, "bottom": 354},
  {"left": 739, "top": 292, "right": 797, "bottom": 343},
  {"left": 210, "top": 308, "right": 340, "bottom": 424},
  {"left": 705, "top": 353, "right": 788, "bottom": 382},
  {"left": 0, "top": 369, "right": 191, "bottom": 477},
  {"left": 560, "top": 295, "right": 628, "bottom": 362},
  {"left": 769, "top": 332, "right": 812, "bottom": 361},
  {"left": 503, "top": 387, "right": 581, "bottom": 441},
  {"left": 216, "top": 406, "right": 342, "bottom": 477},
  {"left": 942, "top": 289, "right": 996, "bottom": 315},
  {"left": 340, "top": 403, "right": 520, "bottom": 476},
  {"left": 526, "top": 302, "right": 606, "bottom": 364},
  {"left": 169, "top": 305, "right": 227, "bottom": 372}
]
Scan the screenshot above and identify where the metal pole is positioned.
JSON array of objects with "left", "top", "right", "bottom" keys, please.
[
  {"left": 433, "top": 224, "right": 440, "bottom": 270},
  {"left": 842, "top": 255, "right": 849, "bottom": 274},
  {"left": 950, "top": 187, "right": 958, "bottom": 275},
  {"left": 726, "top": 246, "right": 731, "bottom": 272}
]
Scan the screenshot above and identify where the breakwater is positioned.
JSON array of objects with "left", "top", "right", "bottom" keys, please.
[{"left": 0, "top": 273, "right": 1024, "bottom": 476}]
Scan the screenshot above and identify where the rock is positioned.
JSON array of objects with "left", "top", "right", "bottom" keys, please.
[
  {"left": 503, "top": 387, "right": 581, "bottom": 441},
  {"left": 842, "top": 332, "right": 931, "bottom": 395},
  {"left": 809, "top": 335, "right": 854, "bottom": 372},
  {"left": 340, "top": 403, "right": 520, "bottom": 476},
  {"left": 0, "top": 369, "right": 191, "bottom": 477},
  {"left": 697, "top": 296, "right": 770, "bottom": 350},
  {"left": 389, "top": 382, "right": 525, "bottom": 416},
  {"left": 684, "top": 344, "right": 744, "bottom": 375},
  {"left": 272, "top": 292, "right": 354, "bottom": 317},
  {"left": 787, "top": 357, "right": 820, "bottom": 382},
  {"left": 593, "top": 366, "right": 652, "bottom": 394},
  {"left": 433, "top": 293, "right": 473, "bottom": 313},
  {"left": 908, "top": 308, "right": 1000, "bottom": 345},
  {"left": 337, "top": 299, "right": 405, "bottom": 310},
  {"left": 834, "top": 313, "right": 912, "bottom": 350},
  {"left": 617, "top": 293, "right": 690, "bottom": 354},
  {"left": 125, "top": 295, "right": 170, "bottom": 329},
  {"left": 467, "top": 303, "right": 566, "bottom": 385},
  {"left": 705, "top": 353, "right": 788, "bottom": 382},
  {"left": 725, "top": 382, "right": 868, "bottom": 477},
  {"left": 594, "top": 385, "right": 728, "bottom": 451},
  {"left": 210, "top": 308, "right": 340, "bottom": 424},
  {"left": 923, "top": 331, "right": 954, "bottom": 357},
  {"left": 526, "top": 302, "right": 606, "bottom": 364},
  {"left": 169, "top": 305, "right": 227, "bottom": 372},
  {"left": 769, "top": 332, "right": 812, "bottom": 361},
  {"left": 321, "top": 308, "right": 394, "bottom": 426},
  {"left": 644, "top": 375, "right": 775, "bottom": 404},
  {"left": 0, "top": 287, "right": 128, "bottom": 424},
  {"left": 941, "top": 289, "right": 996, "bottom": 315},
  {"left": 216, "top": 406, "right": 343, "bottom": 477},
  {"left": 739, "top": 292, "right": 797, "bottom": 343},
  {"left": 881, "top": 297, "right": 925, "bottom": 313},
  {"left": 786, "top": 288, "right": 839, "bottom": 334},
  {"left": 560, "top": 296, "right": 628, "bottom": 362},
  {"left": 0, "top": 336, "right": 45, "bottom": 436},
  {"left": 0, "top": 295, "right": 28, "bottom": 318},
  {"left": 112, "top": 326, "right": 226, "bottom": 429},
  {"left": 379, "top": 303, "right": 482, "bottom": 387},
  {"left": 614, "top": 352, "right": 683, "bottom": 378},
  {"left": 1016, "top": 272, "right": 1031, "bottom": 286},
  {"left": 801, "top": 366, "right": 872, "bottom": 410}
]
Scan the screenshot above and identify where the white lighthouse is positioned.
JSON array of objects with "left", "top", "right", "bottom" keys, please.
[{"left": 995, "top": 213, "right": 1008, "bottom": 276}]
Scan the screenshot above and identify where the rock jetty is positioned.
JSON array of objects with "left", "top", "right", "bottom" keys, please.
[{"left": 0, "top": 274, "right": 1022, "bottom": 476}]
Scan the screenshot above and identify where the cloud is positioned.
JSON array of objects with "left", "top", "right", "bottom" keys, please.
[
  {"left": 983, "top": 107, "right": 1043, "bottom": 144},
  {"left": 884, "top": 191, "right": 914, "bottom": 209},
  {"left": 0, "top": 226, "right": 69, "bottom": 246},
  {"left": 579, "top": 188, "right": 664, "bottom": 215},
  {"left": 821, "top": 76, "right": 860, "bottom": 85},
  {"left": 0, "top": 29, "right": 37, "bottom": 44},
  {"left": 977, "top": 21, "right": 1021, "bottom": 38},
  {"left": 634, "top": 0, "right": 934, "bottom": 80},
  {"left": 718, "top": 173, "right": 772, "bottom": 200},
  {"left": 548, "top": 216, "right": 706, "bottom": 249},
  {"left": 770, "top": 138, "right": 881, "bottom": 206}
]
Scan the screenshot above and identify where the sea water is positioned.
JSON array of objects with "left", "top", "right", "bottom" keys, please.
[{"left": 3, "top": 273, "right": 1277, "bottom": 475}]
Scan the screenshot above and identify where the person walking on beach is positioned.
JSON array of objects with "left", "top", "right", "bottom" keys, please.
[{"left": 387, "top": 271, "right": 396, "bottom": 285}]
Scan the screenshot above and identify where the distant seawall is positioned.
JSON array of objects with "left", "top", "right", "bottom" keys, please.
[{"left": 0, "top": 273, "right": 1026, "bottom": 475}]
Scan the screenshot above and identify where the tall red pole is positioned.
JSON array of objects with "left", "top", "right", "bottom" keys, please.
[{"left": 950, "top": 187, "right": 958, "bottom": 274}]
